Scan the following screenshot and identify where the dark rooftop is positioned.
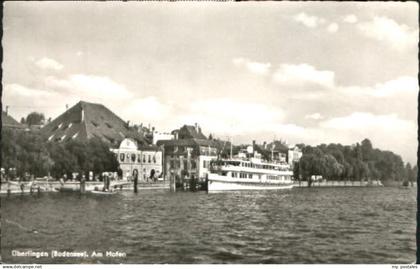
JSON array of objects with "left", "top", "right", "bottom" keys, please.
[{"left": 41, "top": 101, "right": 147, "bottom": 146}]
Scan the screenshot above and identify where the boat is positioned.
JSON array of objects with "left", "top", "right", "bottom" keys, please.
[
  {"left": 207, "top": 157, "right": 294, "bottom": 192},
  {"left": 90, "top": 190, "right": 118, "bottom": 195}
]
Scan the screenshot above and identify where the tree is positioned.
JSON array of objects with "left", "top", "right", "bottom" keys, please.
[
  {"left": 293, "top": 162, "right": 300, "bottom": 182},
  {"left": 25, "top": 112, "right": 45, "bottom": 126},
  {"left": 361, "top": 138, "right": 373, "bottom": 161},
  {"left": 412, "top": 165, "right": 418, "bottom": 186},
  {"left": 47, "top": 142, "right": 79, "bottom": 179},
  {"left": 296, "top": 139, "right": 407, "bottom": 186},
  {"left": 404, "top": 163, "right": 415, "bottom": 186},
  {"left": 1, "top": 129, "right": 53, "bottom": 178}
]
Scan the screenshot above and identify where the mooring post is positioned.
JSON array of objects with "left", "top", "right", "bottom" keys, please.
[
  {"left": 134, "top": 174, "right": 138, "bottom": 193},
  {"left": 170, "top": 175, "right": 176, "bottom": 192},
  {"left": 80, "top": 175, "right": 86, "bottom": 194}
]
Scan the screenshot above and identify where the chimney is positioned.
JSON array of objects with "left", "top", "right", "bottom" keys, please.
[
  {"left": 195, "top": 123, "right": 199, "bottom": 132},
  {"left": 5, "top": 106, "right": 8, "bottom": 115},
  {"left": 127, "top": 120, "right": 130, "bottom": 127},
  {"left": 252, "top": 140, "right": 256, "bottom": 151},
  {"left": 66, "top": 104, "right": 69, "bottom": 110},
  {"left": 174, "top": 131, "right": 178, "bottom": 140},
  {"left": 263, "top": 141, "right": 267, "bottom": 149}
]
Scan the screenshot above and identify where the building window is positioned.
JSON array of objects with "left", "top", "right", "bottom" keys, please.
[
  {"left": 183, "top": 160, "right": 188, "bottom": 169},
  {"left": 138, "top": 154, "right": 141, "bottom": 163},
  {"left": 143, "top": 155, "right": 146, "bottom": 163},
  {"left": 191, "top": 160, "right": 196, "bottom": 169},
  {"left": 148, "top": 155, "right": 151, "bottom": 163},
  {"left": 131, "top": 154, "right": 136, "bottom": 162},
  {"left": 153, "top": 155, "right": 156, "bottom": 163},
  {"left": 120, "top": 153, "right": 125, "bottom": 162}
]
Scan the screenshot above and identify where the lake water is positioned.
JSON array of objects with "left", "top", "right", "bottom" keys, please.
[{"left": 1, "top": 187, "right": 416, "bottom": 264}]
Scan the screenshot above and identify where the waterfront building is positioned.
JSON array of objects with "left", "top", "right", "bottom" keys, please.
[
  {"left": 265, "top": 141, "right": 303, "bottom": 166},
  {"left": 171, "top": 123, "right": 207, "bottom": 140},
  {"left": 287, "top": 145, "right": 303, "bottom": 166},
  {"left": 152, "top": 131, "right": 174, "bottom": 145},
  {"left": 157, "top": 138, "right": 218, "bottom": 188},
  {"left": 41, "top": 101, "right": 147, "bottom": 146},
  {"left": 111, "top": 138, "right": 163, "bottom": 181}
]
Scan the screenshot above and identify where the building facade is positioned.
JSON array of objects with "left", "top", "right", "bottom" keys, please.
[
  {"left": 111, "top": 138, "right": 163, "bottom": 181},
  {"left": 287, "top": 145, "right": 303, "bottom": 166},
  {"left": 152, "top": 131, "right": 174, "bottom": 145},
  {"left": 157, "top": 139, "right": 218, "bottom": 188}
]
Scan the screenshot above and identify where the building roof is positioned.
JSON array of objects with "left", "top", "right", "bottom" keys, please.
[
  {"left": 176, "top": 125, "right": 207, "bottom": 140},
  {"left": 157, "top": 138, "right": 218, "bottom": 148},
  {"left": 40, "top": 101, "right": 147, "bottom": 146},
  {"left": 2, "top": 111, "right": 25, "bottom": 129}
]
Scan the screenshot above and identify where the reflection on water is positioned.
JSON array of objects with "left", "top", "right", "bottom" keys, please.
[{"left": 1, "top": 187, "right": 416, "bottom": 263}]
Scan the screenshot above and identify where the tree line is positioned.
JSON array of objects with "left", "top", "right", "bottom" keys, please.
[
  {"left": 294, "top": 138, "right": 417, "bottom": 186},
  {"left": 1, "top": 128, "right": 119, "bottom": 181}
]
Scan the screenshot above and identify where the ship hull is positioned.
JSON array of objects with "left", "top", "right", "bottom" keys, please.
[{"left": 207, "top": 175, "right": 294, "bottom": 192}]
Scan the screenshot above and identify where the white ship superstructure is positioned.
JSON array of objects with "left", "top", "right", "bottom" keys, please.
[{"left": 207, "top": 154, "right": 294, "bottom": 192}]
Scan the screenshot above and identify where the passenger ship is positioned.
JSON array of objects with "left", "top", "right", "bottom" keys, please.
[{"left": 207, "top": 155, "right": 294, "bottom": 192}]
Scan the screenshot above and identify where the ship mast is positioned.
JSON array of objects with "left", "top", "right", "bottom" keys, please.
[{"left": 230, "top": 137, "right": 233, "bottom": 159}]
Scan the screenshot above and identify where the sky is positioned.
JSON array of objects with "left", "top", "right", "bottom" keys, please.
[{"left": 2, "top": 1, "right": 419, "bottom": 164}]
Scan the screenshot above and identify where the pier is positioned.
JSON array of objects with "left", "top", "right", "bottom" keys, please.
[
  {"left": 0, "top": 179, "right": 169, "bottom": 196},
  {"left": 293, "top": 180, "right": 384, "bottom": 188}
]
